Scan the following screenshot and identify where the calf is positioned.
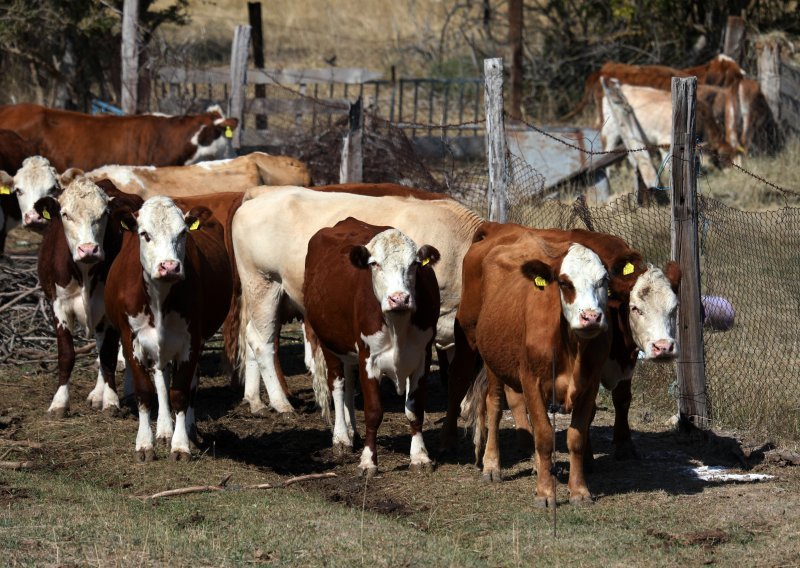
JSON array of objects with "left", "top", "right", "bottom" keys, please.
[
  {"left": 105, "top": 196, "right": 232, "bottom": 461},
  {"left": 444, "top": 223, "right": 614, "bottom": 506},
  {"left": 304, "top": 218, "right": 440, "bottom": 477},
  {"left": 33, "top": 178, "right": 141, "bottom": 416}
]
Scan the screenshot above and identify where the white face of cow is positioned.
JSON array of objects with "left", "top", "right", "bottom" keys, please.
[
  {"left": 558, "top": 243, "right": 609, "bottom": 338},
  {"left": 351, "top": 229, "right": 438, "bottom": 314},
  {"left": 135, "top": 196, "right": 191, "bottom": 283},
  {"left": 56, "top": 179, "right": 110, "bottom": 264},
  {"left": 628, "top": 266, "right": 679, "bottom": 359},
  {"left": 184, "top": 105, "right": 238, "bottom": 165},
  {"left": 11, "top": 156, "right": 60, "bottom": 229}
]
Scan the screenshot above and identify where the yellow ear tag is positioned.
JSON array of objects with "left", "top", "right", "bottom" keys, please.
[
  {"left": 622, "top": 262, "right": 635, "bottom": 276},
  {"left": 42, "top": 209, "right": 51, "bottom": 220},
  {"left": 421, "top": 258, "right": 430, "bottom": 266},
  {"left": 189, "top": 219, "right": 200, "bottom": 231},
  {"left": 0, "top": 185, "right": 10, "bottom": 195},
  {"left": 534, "top": 276, "right": 547, "bottom": 289},
  {"left": 224, "top": 126, "right": 233, "bottom": 139}
]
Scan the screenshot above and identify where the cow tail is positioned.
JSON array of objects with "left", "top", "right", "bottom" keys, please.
[
  {"left": 224, "top": 195, "right": 245, "bottom": 385},
  {"left": 462, "top": 366, "right": 488, "bottom": 466},
  {"left": 311, "top": 340, "right": 332, "bottom": 427}
]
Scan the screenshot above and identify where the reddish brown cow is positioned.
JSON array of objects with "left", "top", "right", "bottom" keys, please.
[
  {"left": 304, "top": 217, "right": 441, "bottom": 476},
  {"left": 0, "top": 129, "right": 40, "bottom": 253},
  {"left": 0, "top": 103, "right": 238, "bottom": 171},
  {"left": 106, "top": 196, "right": 232, "bottom": 461}
]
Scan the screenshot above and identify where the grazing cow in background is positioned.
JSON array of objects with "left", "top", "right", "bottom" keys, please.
[
  {"left": 446, "top": 223, "right": 612, "bottom": 506},
  {"left": 229, "top": 186, "right": 482, "bottom": 416},
  {"left": 0, "top": 130, "right": 40, "bottom": 254},
  {"left": 105, "top": 196, "right": 232, "bottom": 461},
  {"left": 305, "top": 218, "right": 440, "bottom": 476},
  {"left": 0, "top": 103, "right": 238, "bottom": 171},
  {"left": 84, "top": 152, "right": 311, "bottom": 198},
  {"left": 33, "top": 178, "right": 142, "bottom": 416}
]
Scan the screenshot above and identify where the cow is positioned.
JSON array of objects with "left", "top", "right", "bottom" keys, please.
[
  {"left": 83, "top": 152, "right": 311, "bottom": 198},
  {"left": 444, "top": 222, "right": 614, "bottom": 506},
  {"left": 0, "top": 103, "right": 238, "bottom": 171},
  {"left": 229, "top": 186, "right": 483, "bottom": 416},
  {"left": 0, "top": 130, "right": 41, "bottom": 254},
  {"left": 32, "top": 177, "right": 142, "bottom": 417},
  {"left": 304, "top": 218, "right": 440, "bottom": 476},
  {"left": 600, "top": 83, "right": 742, "bottom": 165},
  {"left": 105, "top": 196, "right": 232, "bottom": 461}
]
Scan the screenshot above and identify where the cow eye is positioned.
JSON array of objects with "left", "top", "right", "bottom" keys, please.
[
  {"left": 140, "top": 231, "right": 151, "bottom": 243},
  {"left": 61, "top": 212, "right": 70, "bottom": 221},
  {"left": 631, "top": 305, "right": 642, "bottom": 316},
  {"left": 14, "top": 187, "right": 22, "bottom": 196},
  {"left": 558, "top": 280, "right": 573, "bottom": 290},
  {"left": 369, "top": 261, "right": 380, "bottom": 269}
]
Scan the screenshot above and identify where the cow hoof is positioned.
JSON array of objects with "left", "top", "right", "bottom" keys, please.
[
  {"left": 569, "top": 494, "right": 594, "bottom": 506},
  {"left": 156, "top": 436, "right": 172, "bottom": 449},
  {"left": 332, "top": 442, "right": 353, "bottom": 457},
  {"left": 169, "top": 450, "right": 191, "bottom": 462},
  {"left": 358, "top": 465, "right": 378, "bottom": 479},
  {"left": 481, "top": 469, "right": 502, "bottom": 483},
  {"left": 251, "top": 406, "right": 272, "bottom": 418},
  {"left": 270, "top": 403, "right": 295, "bottom": 415},
  {"left": 103, "top": 405, "right": 121, "bottom": 418},
  {"left": 135, "top": 448, "right": 156, "bottom": 463},
  {"left": 409, "top": 461, "right": 434, "bottom": 474},
  {"left": 534, "top": 495, "right": 557, "bottom": 509},
  {"left": 48, "top": 407, "right": 68, "bottom": 420}
]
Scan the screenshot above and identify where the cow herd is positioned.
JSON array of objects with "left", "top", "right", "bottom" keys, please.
[{"left": 1, "top": 100, "right": 682, "bottom": 506}]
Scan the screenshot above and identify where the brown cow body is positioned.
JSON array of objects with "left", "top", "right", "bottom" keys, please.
[
  {"left": 304, "top": 218, "right": 441, "bottom": 476},
  {"left": 0, "top": 103, "right": 238, "bottom": 171}
]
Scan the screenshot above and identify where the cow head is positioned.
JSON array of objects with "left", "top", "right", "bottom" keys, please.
[
  {"left": 184, "top": 105, "right": 239, "bottom": 165},
  {"left": 34, "top": 178, "right": 110, "bottom": 264},
  {"left": 119, "top": 196, "right": 209, "bottom": 283},
  {"left": 627, "top": 262, "right": 681, "bottom": 359},
  {"left": 1, "top": 156, "right": 82, "bottom": 230},
  {"left": 350, "top": 229, "right": 440, "bottom": 314},
  {"left": 521, "top": 243, "right": 609, "bottom": 338}
]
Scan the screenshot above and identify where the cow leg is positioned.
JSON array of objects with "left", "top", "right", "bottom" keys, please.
[
  {"left": 505, "top": 384, "right": 534, "bottom": 453},
  {"left": 481, "top": 368, "right": 504, "bottom": 482},
  {"left": 186, "top": 372, "right": 199, "bottom": 449},
  {"left": 440, "top": 320, "right": 478, "bottom": 454},
  {"left": 525, "top": 375, "right": 556, "bottom": 508},
  {"left": 98, "top": 324, "right": 122, "bottom": 413},
  {"left": 153, "top": 366, "right": 174, "bottom": 447},
  {"left": 168, "top": 359, "right": 197, "bottom": 461},
  {"left": 611, "top": 379, "right": 637, "bottom": 460},
  {"left": 126, "top": 342, "right": 156, "bottom": 462},
  {"left": 244, "top": 308, "right": 294, "bottom": 414},
  {"left": 48, "top": 314, "right": 75, "bottom": 419},
  {"left": 407, "top": 350, "right": 432, "bottom": 473},
  {"left": 565, "top": 381, "right": 601, "bottom": 506},
  {"left": 302, "top": 322, "right": 316, "bottom": 374},
  {"left": 242, "top": 344, "right": 269, "bottom": 416},
  {"left": 435, "top": 346, "right": 450, "bottom": 390},
  {"left": 272, "top": 326, "right": 290, "bottom": 395},
  {"left": 344, "top": 363, "right": 360, "bottom": 445},
  {"left": 327, "top": 351, "right": 353, "bottom": 455},
  {"left": 357, "top": 349, "right": 382, "bottom": 479}
]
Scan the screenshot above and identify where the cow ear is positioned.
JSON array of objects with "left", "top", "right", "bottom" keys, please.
[
  {"left": 216, "top": 118, "right": 239, "bottom": 140},
  {"left": 59, "top": 168, "right": 84, "bottom": 188},
  {"left": 609, "top": 256, "right": 641, "bottom": 298},
  {"left": 664, "top": 261, "right": 682, "bottom": 293},
  {"left": 520, "top": 260, "right": 554, "bottom": 290},
  {"left": 0, "top": 170, "right": 13, "bottom": 194},
  {"left": 417, "top": 245, "right": 440, "bottom": 268},
  {"left": 33, "top": 196, "right": 60, "bottom": 221},
  {"left": 184, "top": 206, "right": 213, "bottom": 231},
  {"left": 113, "top": 207, "right": 138, "bottom": 233},
  {"left": 349, "top": 245, "right": 371, "bottom": 269}
]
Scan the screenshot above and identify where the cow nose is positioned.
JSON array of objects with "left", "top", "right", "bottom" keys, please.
[
  {"left": 77, "top": 243, "right": 100, "bottom": 259},
  {"left": 651, "top": 339, "right": 675, "bottom": 358},
  {"left": 387, "top": 292, "right": 411, "bottom": 311},
  {"left": 23, "top": 210, "right": 41, "bottom": 225},
  {"left": 579, "top": 310, "right": 602, "bottom": 326},
  {"left": 157, "top": 260, "right": 181, "bottom": 276}
]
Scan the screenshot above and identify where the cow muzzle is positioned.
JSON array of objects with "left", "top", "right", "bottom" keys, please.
[
  {"left": 386, "top": 291, "right": 413, "bottom": 313},
  {"left": 647, "top": 339, "right": 676, "bottom": 360},
  {"left": 23, "top": 210, "right": 47, "bottom": 231},
  {"left": 76, "top": 243, "right": 103, "bottom": 264},
  {"left": 155, "top": 260, "right": 183, "bottom": 282},
  {"left": 575, "top": 309, "right": 606, "bottom": 337}
]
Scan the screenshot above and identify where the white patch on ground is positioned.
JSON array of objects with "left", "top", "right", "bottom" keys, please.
[{"left": 692, "top": 465, "right": 774, "bottom": 483}]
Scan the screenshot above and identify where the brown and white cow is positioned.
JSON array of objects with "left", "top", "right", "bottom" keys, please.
[
  {"left": 83, "top": 152, "right": 311, "bottom": 199},
  {"left": 0, "top": 130, "right": 41, "bottom": 254},
  {"left": 105, "top": 196, "right": 232, "bottom": 461},
  {"left": 33, "top": 178, "right": 142, "bottom": 416},
  {"left": 304, "top": 218, "right": 440, "bottom": 476},
  {"left": 0, "top": 103, "right": 238, "bottom": 171},
  {"left": 229, "top": 186, "right": 482, "bottom": 416}
]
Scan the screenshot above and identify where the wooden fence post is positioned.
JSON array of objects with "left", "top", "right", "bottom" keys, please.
[
  {"left": 508, "top": 0, "right": 523, "bottom": 121},
  {"left": 723, "top": 16, "right": 746, "bottom": 65},
  {"left": 339, "top": 97, "right": 363, "bottom": 183},
  {"left": 484, "top": 58, "right": 509, "bottom": 222},
  {"left": 120, "top": 0, "right": 140, "bottom": 114},
  {"left": 757, "top": 39, "right": 782, "bottom": 124},
  {"left": 670, "top": 76, "right": 709, "bottom": 430},
  {"left": 229, "top": 25, "right": 252, "bottom": 150},
  {"left": 248, "top": 2, "right": 267, "bottom": 130}
]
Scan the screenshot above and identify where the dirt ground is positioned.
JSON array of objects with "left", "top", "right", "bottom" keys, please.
[{"left": 1, "top": 323, "right": 799, "bottom": 566}]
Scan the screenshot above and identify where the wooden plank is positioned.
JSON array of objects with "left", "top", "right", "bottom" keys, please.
[
  {"left": 508, "top": 0, "right": 523, "bottom": 120},
  {"left": 248, "top": 2, "right": 267, "bottom": 129},
  {"left": 120, "top": 0, "right": 139, "bottom": 114},
  {"left": 757, "top": 41, "right": 781, "bottom": 122},
  {"left": 157, "top": 66, "right": 383, "bottom": 86},
  {"left": 484, "top": 58, "right": 508, "bottom": 222},
  {"left": 339, "top": 97, "right": 363, "bottom": 183},
  {"left": 670, "top": 76, "right": 708, "bottom": 430},
  {"left": 228, "top": 25, "right": 252, "bottom": 149},
  {"left": 723, "top": 16, "right": 746, "bottom": 65},
  {"left": 246, "top": 97, "right": 348, "bottom": 116}
]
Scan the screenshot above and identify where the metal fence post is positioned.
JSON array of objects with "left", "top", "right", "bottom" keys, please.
[
  {"left": 339, "top": 97, "right": 364, "bottom": 183},
  {"left": 484, "top": 58, "right": 508, "bottom": 222},
  {"left": 670, "top": 76, "right": 709, "bottom": 430},
  {"left": 229, "top": 25, "right": 252, "bottom": 150}
]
